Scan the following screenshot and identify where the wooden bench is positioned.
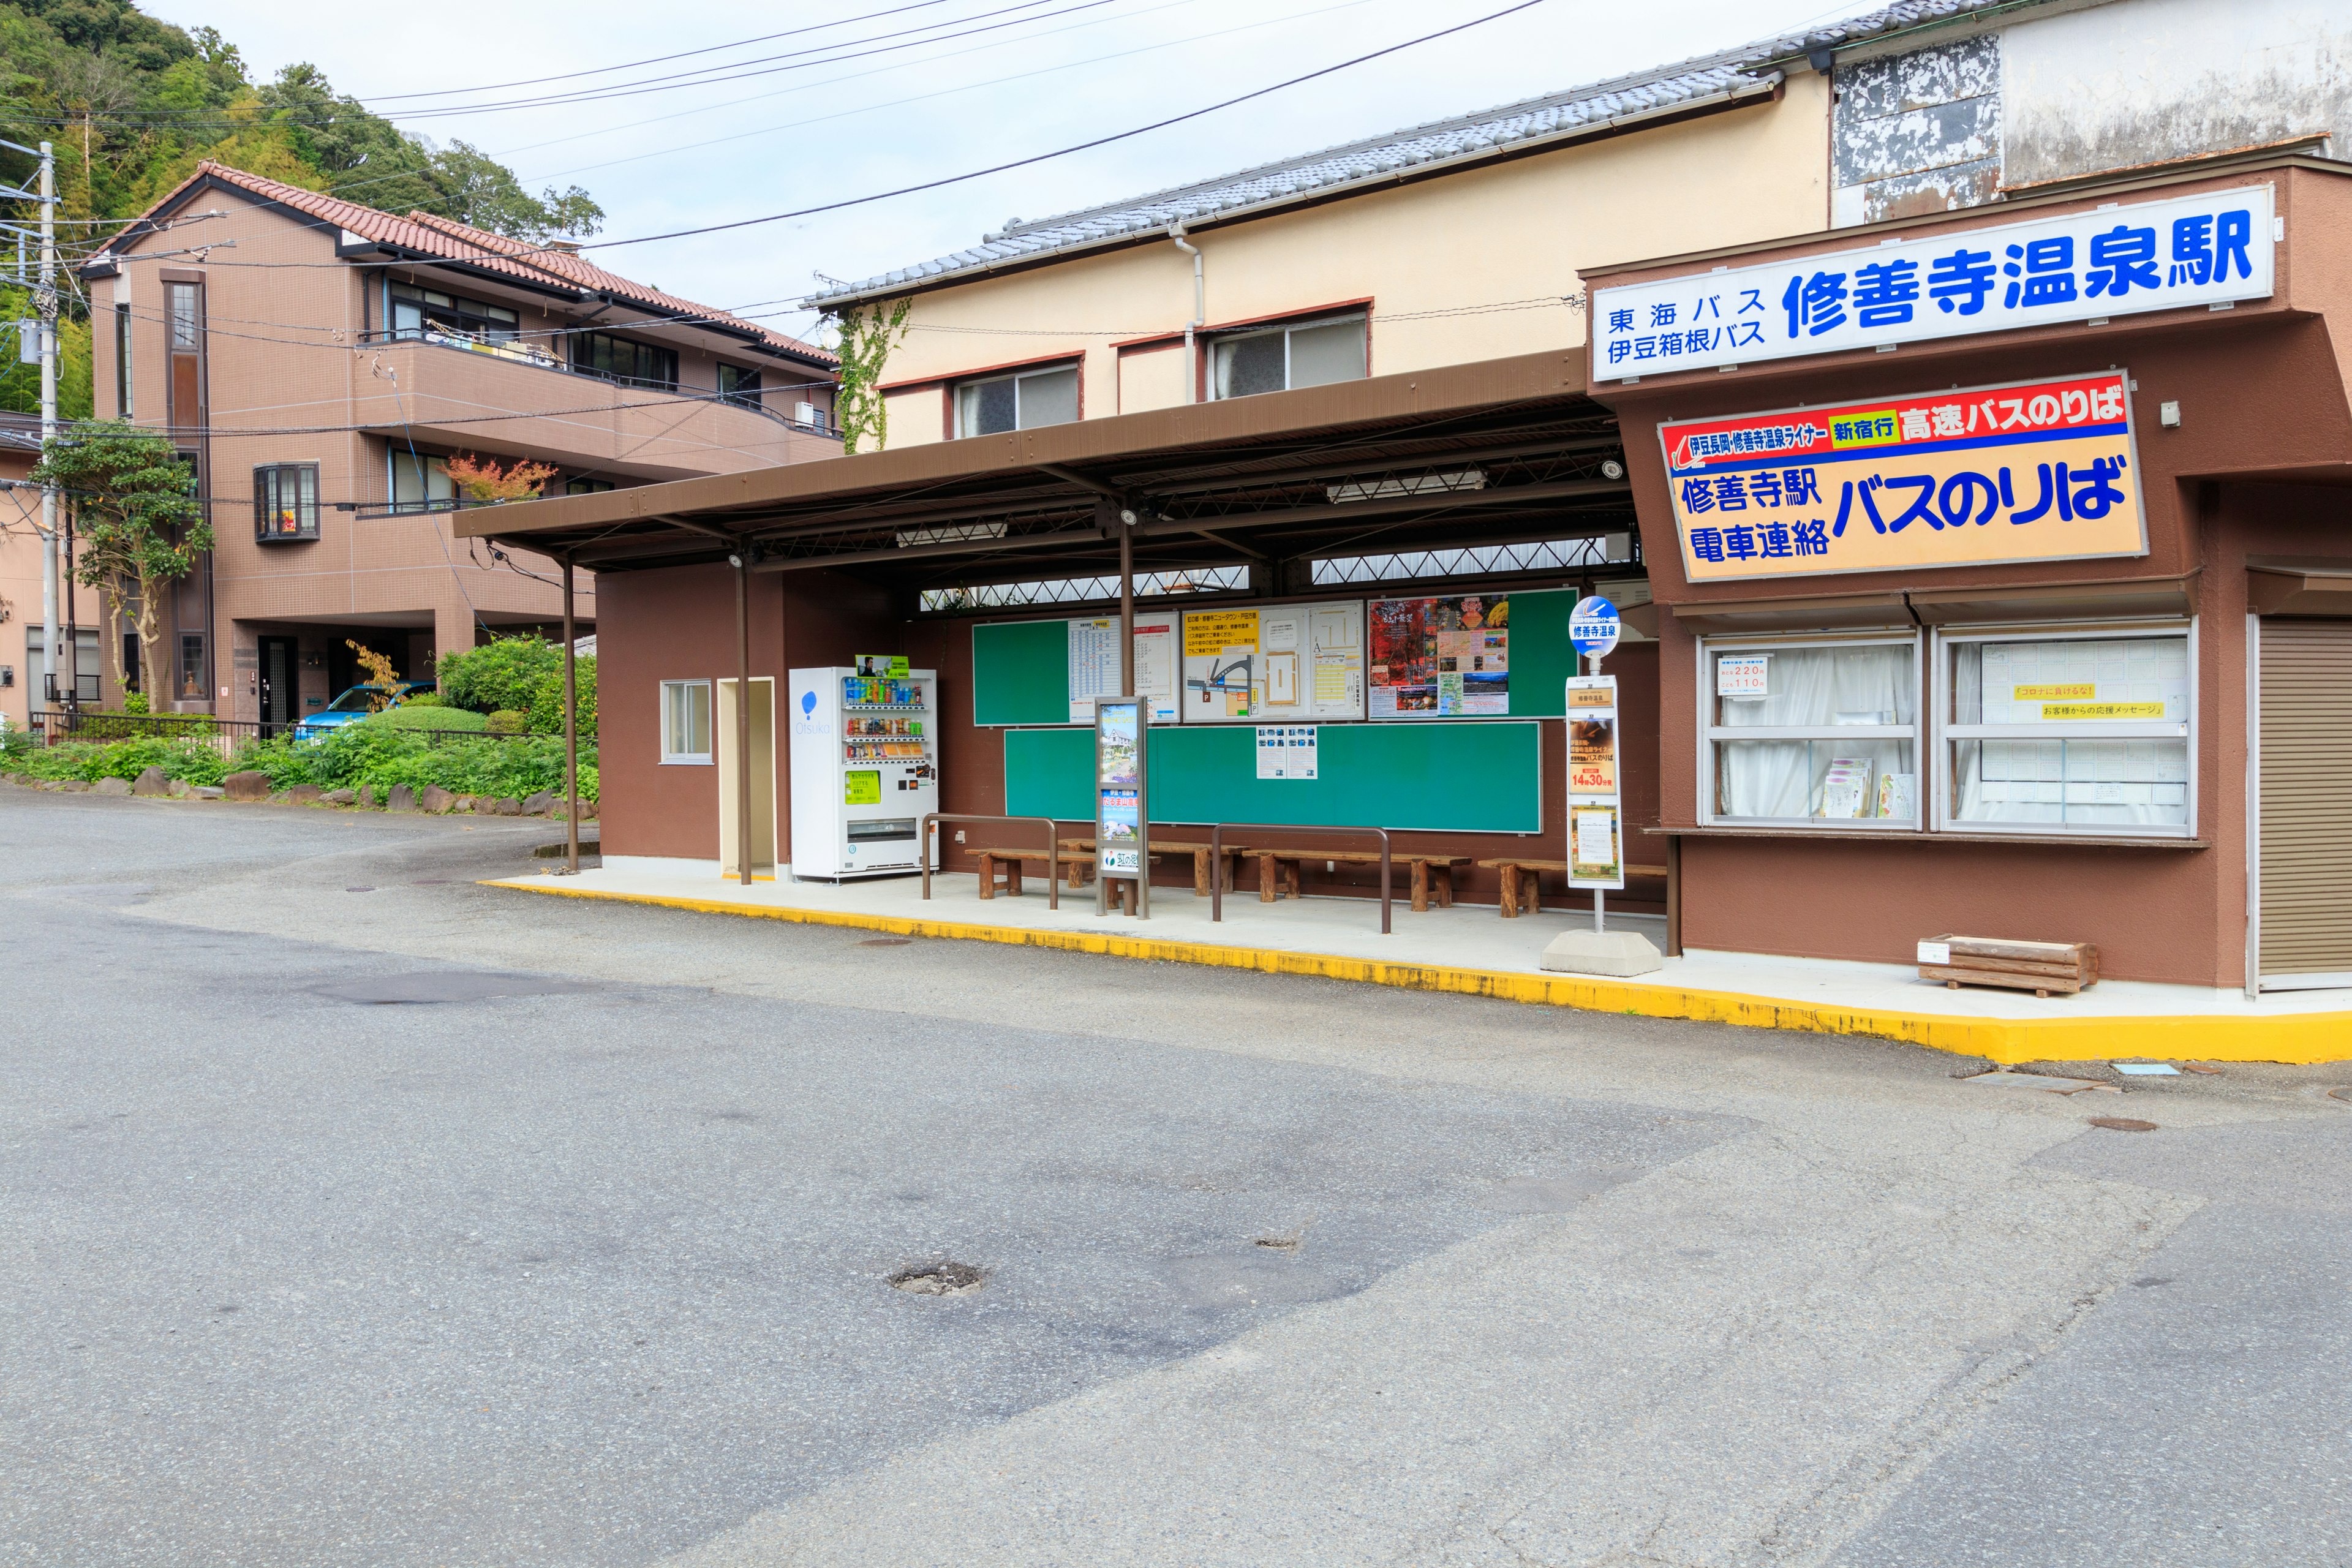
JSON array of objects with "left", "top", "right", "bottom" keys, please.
[
  {"left": 1475, "top": 858, "right": 1672, "bottom": 918},
  {"left": 1060, "top": 837, "right": 1250, "bottom": 896},
  {"left": 1249, "top": 849, "right": 1471, "bottom": 913},
  {"left": 969, "top": 846, "right": 1085, "bottom": 899},
  {"left": 1919, "top": 934, "right": 2098, "bottom": 997}
]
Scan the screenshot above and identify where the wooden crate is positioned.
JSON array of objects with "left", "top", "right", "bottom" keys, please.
[{"left": 1918, "top": 934, "right": 2100, "bottom": 997}]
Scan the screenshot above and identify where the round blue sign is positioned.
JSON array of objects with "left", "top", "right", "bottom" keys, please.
[{"left": 1569, "top": 595, "right": 1621, "bottom": 658}]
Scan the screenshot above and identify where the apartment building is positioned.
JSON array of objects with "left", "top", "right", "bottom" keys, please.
[{"left": 71, "top": 162, "right": 839, "bottom": 724}]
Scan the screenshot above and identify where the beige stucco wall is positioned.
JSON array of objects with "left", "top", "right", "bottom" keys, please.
[{"left": 875, "top": 74, "right": 1830, "bottom": 446}]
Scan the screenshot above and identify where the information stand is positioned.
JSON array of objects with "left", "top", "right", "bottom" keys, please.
[
  {"left": 1567, "top": 595, "right": 1624, "bottom": 932},
  {"left": 1095, "top": 696, "right": 1148, "bottom": 918}
]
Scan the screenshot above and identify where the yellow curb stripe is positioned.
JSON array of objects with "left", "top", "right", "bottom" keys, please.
[{"left": 484, "top": 880, "right": 2352, "bottom": 1066}]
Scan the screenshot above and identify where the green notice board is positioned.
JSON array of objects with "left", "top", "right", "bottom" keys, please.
[
  {"left": 1505, "top": 589, "right": 1578, "bottom": 718},
  {"left": 1005, "top": 722, "right": 1542, "bottom": 832},
  {"left": 971, "top": 619, "right": 1069, "bottom": 727}
]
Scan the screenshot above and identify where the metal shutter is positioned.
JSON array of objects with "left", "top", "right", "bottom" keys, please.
[{"left": 2258, "top": 618, "right": 2352, "bottom": 987}]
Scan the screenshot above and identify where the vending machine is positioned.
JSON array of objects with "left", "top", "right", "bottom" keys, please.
[{"left": 786, "top": 663, "right": 940, "bottom": 879}]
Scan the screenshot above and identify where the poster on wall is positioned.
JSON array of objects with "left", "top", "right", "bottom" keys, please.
[
  {"left": 1368, "top": 595, "right": 1509, "bottom": 717},
  {"left": 1069, "top": 613, "right": 1182, "bottom": 723},
  {"left": 1254, "top": 725, "right": 1319, "bottom": 780},
  {"left": 1180, "top": 601, "right": 1363, "bottom": 723},
  {"left": 1657, "top": 371, "right": 2146, "bottom": 583}
]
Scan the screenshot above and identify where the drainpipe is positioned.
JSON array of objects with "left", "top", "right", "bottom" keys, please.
[{"left": 1169, "top": 224, "right": 1204, "bottom": 403}]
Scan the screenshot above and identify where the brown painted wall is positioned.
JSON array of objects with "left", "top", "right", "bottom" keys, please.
[{"left": 1596, "top": 164, "right": 2352, "bottom": 986}]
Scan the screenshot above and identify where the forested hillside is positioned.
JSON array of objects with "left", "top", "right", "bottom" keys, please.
[{"left": 0, "top": 0, "right": 603, "bottom": 416}]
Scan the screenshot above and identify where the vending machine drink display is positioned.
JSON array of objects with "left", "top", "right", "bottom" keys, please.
[{"left": 787, "top": 665, "right": 940, "bottom": 878}]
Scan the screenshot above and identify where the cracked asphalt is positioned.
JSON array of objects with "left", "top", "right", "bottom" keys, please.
[{"left": 2, "top": 785, "right": 2347, "bottom": 1567}]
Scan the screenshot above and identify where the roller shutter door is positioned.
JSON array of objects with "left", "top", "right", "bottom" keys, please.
[{"left": 2258, "top": 619, "right": 2352, "bottom": 988}]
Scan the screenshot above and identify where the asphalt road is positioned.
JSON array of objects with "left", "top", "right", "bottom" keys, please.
[{"left": 1, "top": 786, "right": 2345, "bottom": 1567}]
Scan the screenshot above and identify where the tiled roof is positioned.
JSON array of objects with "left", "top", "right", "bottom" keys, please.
[
  {"left": 812, "top": 0, "right": 2059, "bottom": 308},
  {"left": 98, "top": 162, "right": 834, "bottom": 365}
]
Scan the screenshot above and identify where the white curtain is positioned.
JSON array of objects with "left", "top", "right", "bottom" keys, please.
[{"left": 1716, "top": 646, "right": 1912, "bottom": 819}]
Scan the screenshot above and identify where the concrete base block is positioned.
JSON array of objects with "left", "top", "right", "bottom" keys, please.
[{"left": 1539, "top": 928, "right": 1664, "bottom": 978}]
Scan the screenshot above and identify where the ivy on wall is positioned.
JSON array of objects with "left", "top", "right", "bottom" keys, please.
[{"left": 828, "top": 298, "right": 911, "bottom": 455}]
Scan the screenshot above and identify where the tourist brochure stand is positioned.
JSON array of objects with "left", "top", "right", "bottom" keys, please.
[{"left": 1095, "top": 696, "right": 1148, "bottom": 918}]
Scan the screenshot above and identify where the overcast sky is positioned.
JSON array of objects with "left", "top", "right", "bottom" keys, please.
[{"left": 151, "top": 0, "right": 1882, "bottom": 345}]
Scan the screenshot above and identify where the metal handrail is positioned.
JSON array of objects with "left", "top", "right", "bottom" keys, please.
[
  {"left": 1210, "top": 823, "right": 1392, "bottom": 935},
  {"left": 920, "top": 813, "right": 1061, "bottom": 911}
]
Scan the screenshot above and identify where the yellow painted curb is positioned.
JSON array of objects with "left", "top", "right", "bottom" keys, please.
[{"left": 485, "top": 879, "right": 2352, "bottom": 1066}]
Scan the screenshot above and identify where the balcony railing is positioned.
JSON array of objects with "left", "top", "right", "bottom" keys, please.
[{"left": 361, "top": 326, "right": 835, "bottom": 437}]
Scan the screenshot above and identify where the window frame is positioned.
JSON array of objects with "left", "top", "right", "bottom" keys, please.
[
  {"left": 179, "top": 632, "right": 206, "bottom": 701},
  {"left": 386, "top": 447, "right": 456, "bottom": 513},
  {"left": 1931, "top": 619, "right": 2198, "bottom": 841},
  {"left": 572, "top": 330, "right": 679, "bottom": 392},
  {"left": 387, "top": 281, "right": 522, "bottom": 346},
  {"left": 717, "top": 363, "right": 763, "bottom": 409},
  {"left": 113, "top": 300, "right": 132, "bottom": 418},
  {"left": 1206, "top": 311, "right": 1368, "bottom": 401},
  {"left": 951, "top": 359, "right": 1081, "bottom": 439},
  {"left": 1695, "top": 628, "right": 1925, "bottom": 832},
  {"left": 254, "top": 462, "right": 321, "bottom": 543},
  {"left": 660, "top": 679, "right": 714, "bottom": 765}
]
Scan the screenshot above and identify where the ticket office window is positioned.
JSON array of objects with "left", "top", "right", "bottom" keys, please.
[
  {"left": 661, "top": 679, "right": 712, "bottom": 764},
  {"left": 1700, "top": 634, "right": 1922, "bottom": 828},
  {"left": 1937, "top": 624, "right": 2194, "bottom": 837}
]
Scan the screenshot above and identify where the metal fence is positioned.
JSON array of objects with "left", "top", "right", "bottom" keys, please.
[{"left": 23, "top": 708, "right": 552, "bottom": 755}]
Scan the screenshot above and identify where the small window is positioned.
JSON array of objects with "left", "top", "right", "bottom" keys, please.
[
  {"left": 167, "top": 282, "right": 200, "bottom": 351},
  {"left": 1702, "top": 636, "right": 1921, "bottom": 827},
  {"left": 953, "top": 363, "right": 1078, "bottom": 437},
  {"left": 1210, "top": 314, "right": 1366, "bottom": 400},
  {"left": 662, "top": 679, "right": 713, "bottom": 764},
  {"left": 565, "top": 476, "right": 614, "bottom": 497},
  {"left": 114, "top": 301, "right": 132, "bottom": 418},
  {"left": 390, "top": 449, "right": 456, "bottom": 511},
  {"left": 717, "top": 364, "right": 763, "bottom": 409},
  {"left": 179, "top": 633, "right": 206, "bottom": 699},
  {"left": 255, "top": 464, "right": 320, "bottom": 541},
  {"left": 1939, "top": 625, "right": 2193, "bottom": 837},
  {"left": 573, "top": 331, "right": 679, "bottom": 391}
]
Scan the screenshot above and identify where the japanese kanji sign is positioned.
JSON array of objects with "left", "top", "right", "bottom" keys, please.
[
  {"left": 1591, "top": 186, "right": 2274, "bottom": 377},
  {"left": 1658, "top": 371, "right": 2146, "bottom": 582}
]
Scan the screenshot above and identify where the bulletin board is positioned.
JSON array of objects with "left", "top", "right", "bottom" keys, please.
[
  {"left": 1003, "top": 721, "right": 1542, "bottom": 832},
  {"left": 1177, "top": 601, "right": 1365, "bottom": 723},
  {"left": 972, "top": 614, "right": 1180, "bottom": 726}
]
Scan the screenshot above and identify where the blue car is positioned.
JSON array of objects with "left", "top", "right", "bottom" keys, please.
[{"left": 292, "top": 680, "right": 437, "bottom": 741}]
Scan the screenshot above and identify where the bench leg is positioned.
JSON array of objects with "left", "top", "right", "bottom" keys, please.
[
  {"left": 1006, "top": 861, "right": 1023, "bottom": 899},
  {"left": 1193, "top": 849, "right": 1208, "bottom": 898},
  {"left": 1498, "top": 865, "right": 1520, "bottom": 918},
  {"left": 1284, "top": 860, "right": 1301, "bottom": 900},
  {"left": 1410, "top": 860, "right": 1430, "bottom": 914},
  {"left": 1258, "top": 853, "right": 1279, "bottom": 903},
  {"left": 1435, "top": 864, "right": 1455, "bottom": 909},
  {"left": 976, "top": 854, "right": 996, "bottom": 899},
  {"left": 1068, "top": 858, "right": 1086, "bottom": 889},
  {"left": 1526, "top": 869, "right": 1540, "bottom": 916}
]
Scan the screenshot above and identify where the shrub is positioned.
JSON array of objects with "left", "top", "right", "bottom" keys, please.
[
  {"left": 526, "top": 654, "right": 597, "bottom": 736},
  {"left": 439, "top": 636, "right": 564, "bottom": 714},
  {"left": 486, "top": 709, "right": 529, "bottom": 735},
  {"left": 123, "top": 690, "right": 149, "bottom": 715},
  {"left": 399, "top": 690, "right": 448, "bottom": 707},
  {"left": 371, "top": 704, "right": 487, "bottom": 733},
  {"left": 10, "top": 736, "right": 233, "bottom": 786}
]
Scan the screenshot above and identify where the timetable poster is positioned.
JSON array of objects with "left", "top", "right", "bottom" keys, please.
[
  {"left": 1368, "top": 595, "right": 1509, "bottom": 717},
  {"left": 1180, "top": 602, "right": 1364, "bottom": 723}
]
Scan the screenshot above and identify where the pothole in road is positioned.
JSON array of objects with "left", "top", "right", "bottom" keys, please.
[
  {"left": 312, "top": 971, "right": 597, "bottom": 1005},
  {"left": 888, "top": 1262, "right": 986, "bottom": 1296}
]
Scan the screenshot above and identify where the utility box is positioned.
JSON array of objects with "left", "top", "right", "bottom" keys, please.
[{"left": 787, "top": 665, "right": 940, "bottom": 879}]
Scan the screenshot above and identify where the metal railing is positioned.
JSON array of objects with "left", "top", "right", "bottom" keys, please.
[
  {"left": 1210, "top": 823, "right": 1393, "bottom": 935},
  {"left": 26, "top": 708, "right": 556, "bottom": 753},
  {"left": 919, "top": 813, "right": 1061, "bottom": 911}
]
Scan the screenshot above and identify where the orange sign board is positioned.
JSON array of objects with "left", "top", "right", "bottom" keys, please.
[{"left": 1658, "top": 372, "right": 2146, "bottom": 582}]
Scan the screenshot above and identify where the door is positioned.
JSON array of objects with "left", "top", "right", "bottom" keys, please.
[
  {"left": 258, "top": 635, "right": 297, "bottom": 733},
  {"left": 2255, "top": 618, "right": 2352, "bottom": 990},
  {"left": 716, "top": 677, "right": 778, "bottom": 878}
]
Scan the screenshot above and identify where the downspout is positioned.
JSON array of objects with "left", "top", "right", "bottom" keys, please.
[{"left": 1168, "top": 224, "right": 1204, "bottom": 403}]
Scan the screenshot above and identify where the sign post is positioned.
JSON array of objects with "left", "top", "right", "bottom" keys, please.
[
  {"left": 1095, "top": 696, "right": 1147, "bottom": 919},
  {"left": 1568, "top": 597, "right": 1623, "bottom": 933}
]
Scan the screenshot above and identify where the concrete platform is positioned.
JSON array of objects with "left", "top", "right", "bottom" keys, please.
[{"left": 484, "top": 856, "right": 2352, "bottom": 1065}]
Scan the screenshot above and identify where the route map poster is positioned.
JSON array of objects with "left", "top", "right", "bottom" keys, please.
[{"left": 1368, "top": 595, "right": 1509, "bottom": 717}]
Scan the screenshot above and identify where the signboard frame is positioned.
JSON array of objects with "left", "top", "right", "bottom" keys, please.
[{"left": 1094, "top": 695, "right": 1148, "bottom": 918}]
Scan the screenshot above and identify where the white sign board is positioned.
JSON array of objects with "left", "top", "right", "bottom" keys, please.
[
  {"left": 1068, "top": 617, "right": 1121, "bottom": 723},
  {"left": 1254, "top": 724, "right": 1319, "bottom": 780},
  {"left": 1592, "top": 185, "right": 2275, "bottom": 378},
  {"left": 1569, "top": 595, "right": 1620, "bottom": 661},
  {"left": 1715, "top": 654, "right": 1770, "bottom": 700}
]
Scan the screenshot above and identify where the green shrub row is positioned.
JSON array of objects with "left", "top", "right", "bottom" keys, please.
[{"left": 4, "top": 718, "right": 597, "bottom": 802}]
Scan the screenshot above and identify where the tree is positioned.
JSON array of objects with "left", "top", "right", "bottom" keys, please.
[
  {"left": 344, "top": 640, "right": 399, "bottom": 710},
  {"left": 421, "top": 141, "right": 605, "bottom": 243},
  {"left": 31, "top": 420, "right": 205, "bottom": 704},
  {"left": 442, "top": 453, "right": 557, "bottom": 503}
]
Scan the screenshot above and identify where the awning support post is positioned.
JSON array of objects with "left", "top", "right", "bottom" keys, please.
[
  {"left": 733, "top": 548, "right": 752, "bottom": 887},
  {"left": 562, "top": 555, "right": 579, "bottom": 875}
]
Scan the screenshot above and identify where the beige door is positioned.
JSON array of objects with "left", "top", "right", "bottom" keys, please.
[
  {"left": 2256, "top": 618, "right": 2352, "bottom": 990},
  {"left": 716, "top": 677, "right": 777, "bottom": 879}
]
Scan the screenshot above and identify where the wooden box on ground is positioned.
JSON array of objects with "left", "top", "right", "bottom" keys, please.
[{"left": 1918, "top": 935, "right": 2100, "bottom": 997}]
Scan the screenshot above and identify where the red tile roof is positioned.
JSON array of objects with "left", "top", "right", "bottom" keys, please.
[{"left": 104, "top": 161, "right": 833, "bottom": 365}]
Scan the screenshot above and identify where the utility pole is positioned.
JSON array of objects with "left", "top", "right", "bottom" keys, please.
[{"left": 0, "top": 137, "right": 65, "bottom": 713}]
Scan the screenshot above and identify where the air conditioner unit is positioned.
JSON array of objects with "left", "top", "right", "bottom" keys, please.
[{"left": 794, "top": 401, "right": 821, "bottom": 428}]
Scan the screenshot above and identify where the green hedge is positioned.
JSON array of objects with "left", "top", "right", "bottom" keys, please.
[{"left": 6, "top": 723, "right": 596, "bottom": 802}]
